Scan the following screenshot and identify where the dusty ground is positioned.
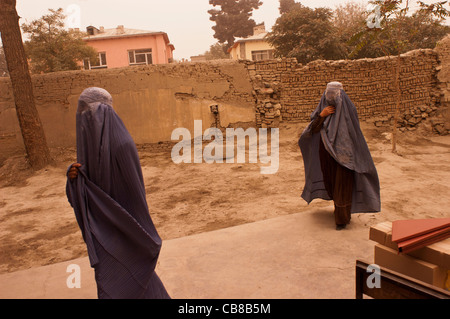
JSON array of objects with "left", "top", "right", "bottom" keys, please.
[{"left": 1, "top": 122, "right": 449, "bottom": 275}]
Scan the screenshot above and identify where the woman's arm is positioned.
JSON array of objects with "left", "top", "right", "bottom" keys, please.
[
  {"left": 311, "top": 106, "right": 335, "bottom": 133},
  {"left": 67, "top": 163, "right": 82, "bottom": 180}
]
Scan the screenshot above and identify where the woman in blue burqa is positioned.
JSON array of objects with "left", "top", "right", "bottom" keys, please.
[
  {"left": 298, "top": 82, "right": 381, "bottom": 230},
  {"left": 66, "top": 87, "right": 170, "bottom": 298}
]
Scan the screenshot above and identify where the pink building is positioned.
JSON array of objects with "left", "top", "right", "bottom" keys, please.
[{"left": 83, "top": 25, "right": 175, "bottom": 69}]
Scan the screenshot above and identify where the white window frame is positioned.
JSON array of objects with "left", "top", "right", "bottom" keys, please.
[
  {"left": 128, "top": 48, "right": 153, "bottom": 65},
  {"left": 251, "top": 50, "right": 274, "bottom": 61},
  {"left": 84, "top": 52, "right": 107, "bottom": 70}
]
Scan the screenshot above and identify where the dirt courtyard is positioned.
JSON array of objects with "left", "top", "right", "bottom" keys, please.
[{"left": 1, "top": 122, "right": 450, "bottom": 275}]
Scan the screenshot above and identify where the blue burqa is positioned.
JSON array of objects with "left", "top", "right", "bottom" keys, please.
[
  {"left": 298, "top": 83, "right": 381, "bottom": 213},
  {"left": 66, "top": 87, "right": 170, "bottom": 299}
]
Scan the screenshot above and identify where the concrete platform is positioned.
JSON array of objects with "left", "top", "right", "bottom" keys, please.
[{"left": 0, "top": 208, "right": 376, "bottom": 299}]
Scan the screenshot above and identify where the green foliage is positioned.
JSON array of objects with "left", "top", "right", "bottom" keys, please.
[
  {"left": 266, "top": 6, "right": 346, "bottom": 64},
  {"left": 347, "top": 1, "right": 450, "bottom": 153},
  {"left": 204, "top": 42, "right": 230, "bottom": 60},
  {"left": 278, "top": 0, "right": 302, "bottom": 14},
  {"left": 208, "top": 0, "right": 263, "bottom": 52},
  {"left": 21, "top": 8, "right": 98, "bottom": 74},
  {"left": 349, "top": 0, "right": 450, "bottom": 58},
  {"left": 332, "top": 2, "right": 382, "bottom": 59},
  {"left": 267, "top": 1, "right": 450, "bottom": 63}
]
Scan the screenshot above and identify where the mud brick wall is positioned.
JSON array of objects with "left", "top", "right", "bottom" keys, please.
[
  {"left": 246, "top": 49, "right": 441, "bottom": 127},
  {"left": 434, "top": 35, "right": 450, "bottom": 134},
  {"left": 0, "top": 61, "right": 257, "bottom": 160},
  {"left": 1, "top": 38, "right": 450, "bottom": 161}
]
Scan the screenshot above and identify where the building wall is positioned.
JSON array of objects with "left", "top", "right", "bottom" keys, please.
[
  {"left": 229, "top": 44, "right": 240, "bottom": 60},
  {"left": 1, "top": 39, "right": 449, "bottom": 162},
  {"left": 230, "top": 40, "right": 273, "bottom": 61},
  {"left": 245, "top": 40, "right": 273, "bottom": 61},
  {"left": 247, "top": 49, "right": 441, "bottom": 128},
  {"left": 86, "top": 34, "right": 171, "bottom": 68},
  {"left": 0, "top": 61, "right": 256, "bottom": 161}
]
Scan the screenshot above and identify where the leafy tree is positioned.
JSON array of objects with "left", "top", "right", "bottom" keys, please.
[
  {"left": 279, "top": 0, "right": 302, "bottom": 14},
  {"left": 204, "top": 42, "right": 230, "bottom": 60},
  {"left": 368, "top": 8, "right": 450, "bottom": 54},
  {"left": 266, "top": 5, "right": 347, "bottom": 64},
  {"left": 333, "top": 1, "right": 375, "bottom": 59},
  {"left": 403, "top": 10, "right": 450, "bottom": 50},
  {"left": 208, "top": 0, "right": 263, "bottom": 53},
  {"left": 21, "top": 8, "right": 98, "bottom": 74},
  {"left": 350, "top": 0, "right": 450, "bottom": 152},
  {"left": 0, "top": 0, "right": 52, "bottom": 170}
]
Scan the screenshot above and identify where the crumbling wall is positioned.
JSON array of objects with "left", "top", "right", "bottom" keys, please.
[
  {"left": 434, "top": 34, "right": 450, "bottom": 135},
  {"left": 246, "top": 49, "right": 441, "bottom": 132},
  {"left": 0, "top": 61, "right": 256, "bottom": 161},
  {"left": 1, "top": 39, "right": 450, "bottom": 162}
]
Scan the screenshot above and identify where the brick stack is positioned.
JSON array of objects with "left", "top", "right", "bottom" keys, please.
[
  {"left": 246, "top": 49, "right": 441, "bottom": 131},
  {"left": 369, "top": 221, "right": 450, "bottom": 290}
]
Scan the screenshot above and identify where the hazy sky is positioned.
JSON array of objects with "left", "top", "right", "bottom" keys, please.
[{"left": 13, "top": 0, "right": 440, "bottom": 60}]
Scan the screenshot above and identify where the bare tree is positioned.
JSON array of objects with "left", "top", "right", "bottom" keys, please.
[{"left": 0, "top": 0, "right": 52, "bottom": 169}]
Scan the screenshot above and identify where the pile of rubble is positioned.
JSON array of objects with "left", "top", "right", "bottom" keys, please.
[
  {"left": 252, "top": 76, "right": 283, "bottom": 128},
  {"left": 399, "top": 105, "right": 449, "bottom": 135},
  {"left": 368, "top": 104, "right": 449, "bottom": 135}
]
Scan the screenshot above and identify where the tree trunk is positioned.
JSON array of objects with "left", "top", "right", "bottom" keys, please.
[
  {"left": 391, "top": 54, "right": 402, "bottom": 153},
  {"left": 0, "top": 0, "right": 52, "bottom": 170}
]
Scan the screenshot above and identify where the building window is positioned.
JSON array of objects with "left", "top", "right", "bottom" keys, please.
[
  {"left": 251, "top": 50, "right": 274, "bottom": 61},
  {"left": 84, "top": 52, "right": 107, "bottom": 70},
  {"left": 128, "top": 49, "right": 153, "bottom": 65}
]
